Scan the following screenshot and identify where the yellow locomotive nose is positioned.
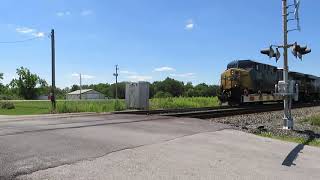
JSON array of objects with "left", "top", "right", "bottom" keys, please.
[
  {"left": 221, "top": 68, "right": 252, "bottom": 90},
  {"left": 221, "top": 68, "right": 240, "bottom": 90}
]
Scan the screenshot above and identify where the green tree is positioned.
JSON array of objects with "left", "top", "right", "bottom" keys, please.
[
  {"left": 37, "top": 78, "right": 49, "bottom": 96},
  {"left": 0, "top": 73, "right": 4, "bottom": 91},
  {"left": 10, "top": 67, "right": 41, "bottom": 99},
  {"left": 149, "top": 83, "right": 155, "bottom": 98},
  {"left": 154, "top": 77, "right": 184, "bottom": 97},
  {"left": 194, "top": 83, "right": 211, "bottom": 97},
  {"left": 55, "top": 87, "right": 69, "bottom": 99},
  {"left": 154, "top": 91, "right": 173, "bottom": 98},
  {"left": 209, "top": 85, "right": 220, "bottom": 97},
  {"left": 70, "top": 84, "right": 80, "bottom": 92},
  {"left": 109, "top": 82, "right": 126, "bottom": 99},
  {"left": 185, "top": 88, "right": 200, "bottom": 97},
  {"left": 0, "top": 73, "right": 6, "bottom": 96},
  {"left": 88, "top": 83, "right": 111, "bottom": 97}
]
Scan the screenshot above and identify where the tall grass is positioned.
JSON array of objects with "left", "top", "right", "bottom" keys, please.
[
  {"left": 150, "top": 97, "right": 220, "bottom": 110},
  {"left": 0, "top": 97, "right": 220, "bottom": 115},
  {"left": 259, "top": 132, "right": 320, "bottom": 147},
  {"left": 303, "top": 114, "right": 320, "bottom": 127},
  {"left": 0, "top": 100, "right": 51, "bottom": 115},
  {"left": 56, "top": 100, "right": 126, "bottom": 113}
]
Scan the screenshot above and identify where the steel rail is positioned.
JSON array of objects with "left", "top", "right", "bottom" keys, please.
[{"left": 115, "top": 102, "right": 320, "bottom": 119}]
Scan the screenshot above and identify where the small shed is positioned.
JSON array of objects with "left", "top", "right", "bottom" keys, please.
[{"left": 66, "top": 89, "right": 105, "bottom": 100}]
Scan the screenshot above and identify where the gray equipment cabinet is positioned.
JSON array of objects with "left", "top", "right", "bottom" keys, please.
[{"left": 125, "top": 82, "right": 149, "bottom": 110}]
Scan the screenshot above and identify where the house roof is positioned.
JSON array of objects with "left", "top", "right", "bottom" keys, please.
[{"left": 67, "top": 89, "right": 99, "bottom": 95}]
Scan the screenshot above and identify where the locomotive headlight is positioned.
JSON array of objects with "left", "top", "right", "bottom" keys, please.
[{"left": 231, "top": 70, "right": 234, "bottom": 75}]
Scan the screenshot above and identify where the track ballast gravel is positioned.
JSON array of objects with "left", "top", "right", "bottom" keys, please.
[{"left": 209, "top": 106, "right": 320, "bottom": 139}]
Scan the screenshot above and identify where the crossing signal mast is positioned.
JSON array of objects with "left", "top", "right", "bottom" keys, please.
[{"left": 260, "top": 0, "right": 311, "bottom": 130}]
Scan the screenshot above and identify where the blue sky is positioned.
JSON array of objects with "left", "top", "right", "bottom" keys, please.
[{"left": 0, "top": 0, "right": 319, "bottom": 88}]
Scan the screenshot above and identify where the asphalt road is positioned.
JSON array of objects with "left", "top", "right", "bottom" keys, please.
[
  {"left": 0, "top": 114, "right": 228, "bottom": 180},
  {"left": 1, "top": 113, "right": 320, "bottom": 180}
]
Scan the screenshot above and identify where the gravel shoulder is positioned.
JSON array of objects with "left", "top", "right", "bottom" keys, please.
[{"left": 209, "top": 106, "right": 320, "bottom": 140}]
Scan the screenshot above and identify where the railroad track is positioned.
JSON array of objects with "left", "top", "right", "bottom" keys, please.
[
  {"left": 115, "top": 102, "right": 320, "bottom": 119},
  {"left": 115, "top": 106, "right": 231, "bottom": 115}
]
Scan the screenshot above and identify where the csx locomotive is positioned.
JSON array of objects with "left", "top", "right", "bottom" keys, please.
[{"left": 218, "top": 60, "right": 320, "bottom": 105}]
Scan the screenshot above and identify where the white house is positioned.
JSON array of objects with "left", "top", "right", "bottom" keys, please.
[{"left": 66, "top": 89, "right": 105, "bottom": 100}]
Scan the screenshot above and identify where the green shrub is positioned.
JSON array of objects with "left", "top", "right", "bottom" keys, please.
[
  {"left": 0, "top": 94, "right": 21, "bottom": 100},
  {"left": 114, "top": 100, "right": 125, "bottom": 111},
  {"left": 150, "top": 97, "right": 219, "bottom": 110},
  {"left": 154, "top": 91, "right": 173, "bottom": 98},
  {"left": 307, "top": 115, "right": 320, "bottom": 127},
  {"left": 56, "top": 100, "right": 126, "bottom": 113},
  {"left": 0, "top": 101, "right": 15, "bottom": 109}
]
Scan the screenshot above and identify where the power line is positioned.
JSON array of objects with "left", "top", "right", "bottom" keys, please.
[{"left": 0, "top": 36, "right": 44, "bottom": 44}]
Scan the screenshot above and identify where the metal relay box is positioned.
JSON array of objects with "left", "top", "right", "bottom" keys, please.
[
  {"left": 276, "top": 80, "right": 299, "bottom": 101},
  {"left": 125, "top": 82, "right": 149, "bottom": 110}
]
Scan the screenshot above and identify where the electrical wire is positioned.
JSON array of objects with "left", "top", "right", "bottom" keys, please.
[{"left": 0, "top": 36, "right": 44, "bottom": 44}]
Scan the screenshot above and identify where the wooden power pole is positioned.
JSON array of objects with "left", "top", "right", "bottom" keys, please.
[
  {"left": 51, "top": 29, "right": 56, "bottom": 111},
  {"left": 113, "top": 65, "right": 119, "bottom": 99}
]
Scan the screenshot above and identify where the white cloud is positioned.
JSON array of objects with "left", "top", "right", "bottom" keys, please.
[
  {"left": 185, "top": 19, "right": 194, "bottom": 30},
  {"left": 71, "top": 73, "right": 79, "bottom": 77},
  {"left": 15, "top": 27, "right": 45, "bottom": 38},
  {"left": 82, "top": 75, "right": 95, "bottom": 79},
  {"left": 16, "top": 27, "right": 35, "bottom": 34},
  {"left": 126, "top": 75, "right": 152, "bottom": 82},
  {"left": 71, "top": 73, "right": 95, "bottom": 79},
  {"left": 120, "top": 70, "right": 137, "bottom": 75},
  {"left": 170, "top": 73, "right": 196, "bottom": 78},
  {"left": 154, "top": 66, "right": 176, "bottom": 72},
  {"left": 32, "top": 32, "right": 45, "bottom": 38},
  {"left": 56, "top": 11, "right": 71, "bottom": 17},
  {"left": 120, "top": 70, "right": 151, "bottom": 81},
  {"left": 81, "top": 9, "right": 93, "bottom": 16},
  {"left": 56, "top": 12, "right": 64, "bottom": 17}
]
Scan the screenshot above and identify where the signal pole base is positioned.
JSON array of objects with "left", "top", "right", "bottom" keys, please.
[{"left": 283, "top": 117, "right": 294, "bottom": 130}]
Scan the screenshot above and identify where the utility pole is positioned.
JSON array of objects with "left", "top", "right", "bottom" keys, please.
[
  {"left": 282, "top": 0, "right": 293, "bottom": 129},
  {"left": 113, "top": 65, "right": 119, "bottom": 99},
  {"left": 50, "top": 29, "right": 56, "bottom": 111},
  {"left": 79, "top": 73, "right": 82, "bottom": 100}
]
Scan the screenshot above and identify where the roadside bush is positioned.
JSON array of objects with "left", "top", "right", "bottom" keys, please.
[
  {"left": 308, "top": 115, "right": 320, "bottom": 127},
  {"left": 0, "top": 94, "right": 21, "bottom": 100},
  {"left": 56, "top": 100, "right": 125, "bottom": 113},
  {"left": 150, "top": 97, "right": 220, "bottom": 109},
  {"left": 114, "top": 100, "right": 124, "bottom": 111},
  {"left": 0, "top": 101, "right": 15, "bottom": 109},
  {"left": 154, "top": 91, "right": 173, "bottom": 98}
]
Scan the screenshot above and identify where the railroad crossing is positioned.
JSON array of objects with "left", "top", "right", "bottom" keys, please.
[{"left": 0, "top": 112, "right": 320, "bottom": 180}]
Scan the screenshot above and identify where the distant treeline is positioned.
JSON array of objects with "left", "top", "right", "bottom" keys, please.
[
  {"left": 75, "top": 77, "right": 220, "bottom": 99},
  {"left": 0, "top": 68, "right": 219, "bottom": 100}
]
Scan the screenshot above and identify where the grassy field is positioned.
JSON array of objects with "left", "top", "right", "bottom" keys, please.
[
  {"left": 150, "top": 97, "right": 219, "bottom": 110},
  {"left": 0, "top": 97, "right": 220, "bottom": 115},
  {"left": 304, "top": 114, "right": 320, "bottom": 127},
  {"left": 257, "top": 114, "right": 320, "bottom": 148},
  {"left": 259, "top": 132, "right": 320, "bottom": 147},
  {"left": 0, "top": 101, "right": 52, "bottom": 115}
]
